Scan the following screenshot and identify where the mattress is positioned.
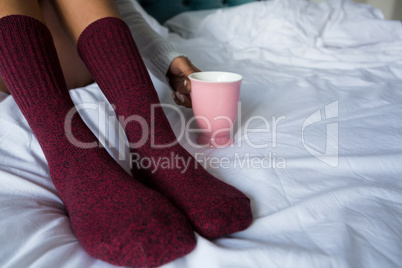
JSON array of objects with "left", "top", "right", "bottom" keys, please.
[{"left": 1, "top": 0, "right": 402, "bottom": 267}]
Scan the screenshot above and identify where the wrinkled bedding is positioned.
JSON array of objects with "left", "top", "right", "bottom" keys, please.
[{"left": 1, "top": 0, "right": 402, "bottom": 267}]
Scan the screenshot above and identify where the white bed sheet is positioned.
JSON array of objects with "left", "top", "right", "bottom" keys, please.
[{"left": 1, "top": 0, "right": 402, "bottom": 267}]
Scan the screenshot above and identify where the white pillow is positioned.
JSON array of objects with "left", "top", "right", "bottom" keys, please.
[{"left": 164, "top": 9, "right": 219, "bottom": 38}]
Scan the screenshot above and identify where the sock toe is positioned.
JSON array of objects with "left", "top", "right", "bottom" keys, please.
[
  {"left": 77, "top": 201, "right": 197, "bottom": 267},
  {"left": 92, "top": 221, "right": 196, "bottom": 267},
  {"left": 189, "top": 197, "right": 253, "bottom": 239}
]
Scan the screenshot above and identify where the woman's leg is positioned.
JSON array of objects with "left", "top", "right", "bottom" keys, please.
[
  {"left": 41, "top": 0, "right": 94, "bottom": 90},
  {"left": 0, "top": 0, "right": 93, "bottom": 94},
  {"left": 0, "top": 0, "right": 44, "bottom": 94},
  {"left": 54, "top": 0, "right": 253, "bottom": 239},
  {"left": 0, "top": 0, "right": 44, "bottom": 21},
  {"left": 0, "top": 1, "right": 195, "bottom": 266},
  {"left": 0, "top": 78, "right": 7, "bottom": 93},
  {"left": 51, "top": 0, "right": 120, "bottom": 42}
]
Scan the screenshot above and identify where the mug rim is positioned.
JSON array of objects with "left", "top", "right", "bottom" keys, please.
[{"left": 188, "top": 71, "right": 243, "bottom": 83}]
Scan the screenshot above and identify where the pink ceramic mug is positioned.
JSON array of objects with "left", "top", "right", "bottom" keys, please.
[{"left": 189, "top": 71, "right": 242, "bottom": 148}]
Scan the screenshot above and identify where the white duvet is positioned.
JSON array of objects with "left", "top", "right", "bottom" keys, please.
[{"left": 1, "top": 0, "right": 402, "bottom": 267}]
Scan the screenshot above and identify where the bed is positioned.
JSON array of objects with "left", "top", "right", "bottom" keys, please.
[{"left": 1, "top": 0, "right": 402, "bottom": 267}]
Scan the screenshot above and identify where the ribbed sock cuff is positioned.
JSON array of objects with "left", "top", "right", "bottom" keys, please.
[
  {"left": 77, "top": 17, "right": 154, "bottom": 101},
  {"left": 0, "top": 15, "right": 67, "bottom": 113}
]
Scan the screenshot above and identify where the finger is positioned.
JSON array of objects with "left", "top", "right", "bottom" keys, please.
[
  {"left": 173, "top": 91, "right": 184, "bottom": 103},
  {"left": 184, "top": 79, "right": 191, "bottom": 92},
  {"left": 188, "top": 60, "right": 201, "bottom": 73},
  {"left": 176, "top": 91, "right": 193, "bottom": 108},
  {"left": 169, "top": 77, "right": 184, "bottom": 93},
  {"left": 181, "top": 57, "right": 201, "bottom": 77},
  {"left": 172, "top": 78, "right": 191, "bottom": 94},
  {"left": 172, "top": 91, "right": 192, "bottom": 108},
  {"left": 181, "top": 94, "right": 192, "bottom": 108},
  {"left": 178, "top": 92, "right": 192, "bottom": 108}
]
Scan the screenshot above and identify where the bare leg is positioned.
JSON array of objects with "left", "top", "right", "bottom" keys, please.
[
  {"left": 0, "top": 0, "right": 44, "bottom": 21},
  {"left": 0, "top": 0, "right": 93, "bottom": 94},
  {"left": 51, "top": 0, "right": 120, "bottom": 42},
  {"left": 42, "top": 0, "right": 93, "bottom": 90},
  {"left": 0, "top": 78, "right": 7, "bottom": 94}
]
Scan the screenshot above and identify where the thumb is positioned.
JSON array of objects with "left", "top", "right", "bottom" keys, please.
[{"left": 182, "top": 58, "right": 199, "bottom": 77}]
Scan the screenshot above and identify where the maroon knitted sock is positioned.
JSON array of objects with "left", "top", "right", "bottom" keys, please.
[
  {"left": 0, "top": 15, "right": 196, "bottom": 266},
  {"left": 77, "top": 17, "right": 253, "bottom": 239}
]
